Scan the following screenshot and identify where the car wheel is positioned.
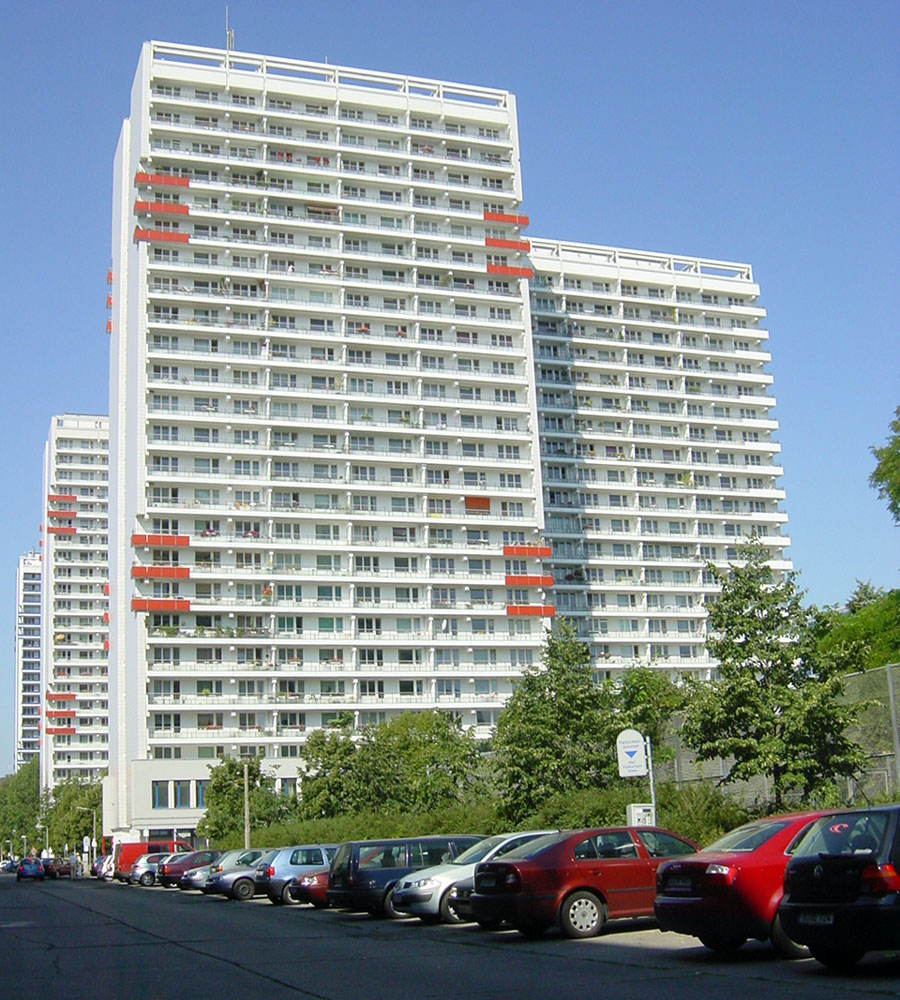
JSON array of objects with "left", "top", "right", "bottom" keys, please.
[
  {"left": 769, "top": 914, "right": 808, "bottom": 960},
  {"left": 476, "top": 919, "right": 501, "bottom": 931},
  {"left": 439, "top": 888, "right": 465, "bottom": 924},
  {"left": 513, "top": 921, "right": 548, "bottom": 939},
  {"left": 699, "top": 934, "right": 746, "bottom": 954},
  {"left": 232, "top": 878, "right": 254, "bottom": 901},
  {"left": 809, "top": 944, "right": 866, "bottom": 970},
  {"left": 382, "top": 888, "right": 403, "bottom": 919},
  {"left": 139, "top": 872, "right": 154, "bottom": 887},
  {"left": 280, "top": 885, "right": 296, "bottom": 905},
  {"left": 560, "top": 890, "right": 605, "bottom": 939}
]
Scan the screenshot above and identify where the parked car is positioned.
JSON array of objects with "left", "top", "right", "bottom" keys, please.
[
  {"left": 17, "top": 857, "right": 44, "bottom": 881},
  {"left": 178, "top": 849, "right": 252, "bottom": 891},
  {"left": 129, "top": 852, "right": 174, "bottom": 887},
  {"left": 43, "top": 857, "right": 67, "bottom": 879},
  {"left": 444, "top": 875, "right": 478, "bottom": 924},
  {"left": 654, "top": 811, "right": 825, "bottom": 958},
  {"left": 288, "top": 867, "right": 331, "bottom": 908},
  {"left": 112, "top": 839, "right": 192, "bottom": 881},
  {"left": 472, "top": 826, "right": 698, "bottom": 938},
  {"left": 91, "top": 855, "right": 109, "bottom": 878},
  {"left": 260, "top": 844, "right": 336, "bottom": 905},
  {"left": 393, "top": 832, "right": 555, "bottom": 924},
  {"left": 327, "top": 835, "right": 484, "bottom": 917},
  {"left": 203, "top": 850, "right": 278, "bottom": 900},
  {"left": 778, "top": 804, "right": 900, "bottom": 969},
  {"left": 157, "top": 850, "right": 222, "bottom": 888}
]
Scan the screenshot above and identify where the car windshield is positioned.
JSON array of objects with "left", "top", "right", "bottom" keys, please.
[
  {"left": 492, "top": 832, "right": 563, "bottom": 861},
  {"left": 257, "top": 850, "right": 279, "bottom": 867},
  {"left": 704, "top": 819, "right": 792, "bottom": 853},
  {"left": 790, "top": 811, "right": 892, "bottom": 858},
  {"left": 452, "top": 836, "right": 507, "bottom": 865}
]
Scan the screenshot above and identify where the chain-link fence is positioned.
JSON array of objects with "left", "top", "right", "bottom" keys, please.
[{"left": 842, "top": 663, "right": 900, "bottom": 800}]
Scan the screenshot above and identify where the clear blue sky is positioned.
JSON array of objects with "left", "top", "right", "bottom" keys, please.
[{"left": 0, "top": 0, "right": 897, "bottom": 773}]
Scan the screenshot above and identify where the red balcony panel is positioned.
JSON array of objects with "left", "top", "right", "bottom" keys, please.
[
  {"left": 134, "top": 171, "right": 190, "bottom": 188},
  {"left": 485, "top": 236, "right": 531, "bottom": 251},
  {"left": 131, "top": 533, "right": 191, "bottom": 547},
  {"left": 106, "top": 269, "right": 113, "bottom": 284},
  {"left": 464, "top": 496, "right": 491, "bottom": 512},
  {"left": 46, "top": 710, "right": 76, "bottom": 719},
  {"left": 46, "top": 727, "right": 77, "bottom": 736},
  {"left": 506, "top": 605, "right": 556, "bottom": 617},
  {"left": 133, "top": 228, "right": 190, "bottom": 244},
  {"left": 47, "top": 493, "right": 77, "bottom": 502},
  {"left": 131, "top": 598, "right": 190, "bottom": 613},
  {"left": 130, "top": 565, "right": 190, "bottom": 579},
  {"left": 103, "top": 611, "right": 109, "bottom": 623},
  {"left": 106, "top": 319, "right": 112, "bottom": 333},
  {"left": 503, "top": 545, "right": 551, "bottom": 557},
  {"left": 505, "top": 575, "right": 555, "bottom": 587},
  {"left": 103, "top": 639, "right": 110, "bottom": 651},
  {"left": 45, "top": 692, "right": 76, "bottom": 701},
  {"left": 103, "top": 583, "right": 110, "bottom": 595},
  {"left": 133, "top": 200, "right": 190, "bottom": 216},
  {"left": 47, "top": 510, "right": 77, "bottom": 519},
  {"left": 483, "top": 210, "right": 530, "bottom": 227},
  {"left": 47, "top": 526, "right": 76, "bottom": 535},
  {"left": 486, "top": 264, "right": 533, "bottom": 278}
]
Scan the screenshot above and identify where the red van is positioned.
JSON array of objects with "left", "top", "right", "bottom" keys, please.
[{"left": 113, "top": 839, "right": 192, "bottom": 881}]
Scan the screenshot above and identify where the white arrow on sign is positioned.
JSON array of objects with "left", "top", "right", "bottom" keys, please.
[{"left": 616, "top": 728, "right": 648, "bottom": 777}]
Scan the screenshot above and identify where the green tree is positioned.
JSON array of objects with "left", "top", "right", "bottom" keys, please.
[
  {"left": 870, "top": 404, "right": 900, "bottom": 525},
  {"left": 196, "top": 754, "right": 289, "bottom": 841},
  {"left": 44, "top": 779, "right": 102, "bottom": 856},
  {"left": 493, "top": 619, "right": 613, "bottom": 821},
  {"left": 0, "top": 758, "right": 40, "bottom": 855},
  {"left": 845, "top": 580, "right": 885, "bottom": 615},
  {"left": 681, "top": 543, "right": 868, "bottom": 809},
  {"left": 820, "top": 588, "right": 900, "bottom": 671},
  {"left": 605, "top": 666, "right": 687, "bottom": 761},
  {"left": 298, "top": 720, "right": 360, "bottom": 819}
]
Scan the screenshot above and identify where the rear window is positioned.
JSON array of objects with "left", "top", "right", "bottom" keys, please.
[
  {"left": 791, "top": 811, "right": 893, "bottom": 859},
  {"left": 574, "top": 831, "right": 637, "bottom": 860},
  {"left": 358, "top": 843, "right": 407, "bottom": 869},
  {"left": 290, "top": 848, "right": 324, "bottom": 866},
  {"left": 704, "top": 820, "right": 791, "bottom": 853},
  {"left": 331, "top": 843, "right": 352, "bottom": 873},
  {"left": 496, "top": 832, "right": 564, "bottom": 861},
  {"left": 410, "top": 840, "right": 453, "bottom": 867}
]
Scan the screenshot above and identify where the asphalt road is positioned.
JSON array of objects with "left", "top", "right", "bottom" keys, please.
[{"left": 1, "top": 875, "right": 898, "bottom": 1000}]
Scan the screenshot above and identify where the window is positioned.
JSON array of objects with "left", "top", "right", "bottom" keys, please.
[{"left": 151, "top": 781, "right": 169, "bottom": 809}]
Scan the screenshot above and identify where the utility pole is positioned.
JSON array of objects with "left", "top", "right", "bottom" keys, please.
[{"left": 243, "top": 760, "right": 250, "bottom": 850}]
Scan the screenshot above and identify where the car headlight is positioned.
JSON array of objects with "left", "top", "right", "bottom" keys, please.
[{"left": 410, "top": 877, "right": 438, "bottom": 889}]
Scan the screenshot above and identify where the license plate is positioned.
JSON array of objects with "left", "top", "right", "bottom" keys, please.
[
  {"left": 479, "top": 875, "right": 496, "bottom": 888},
  {"left": 797, "top": 912, "right": 834, "bottom": 926},
  {"left": 667, "top": 876, "right": 692, "bottom": 890}
]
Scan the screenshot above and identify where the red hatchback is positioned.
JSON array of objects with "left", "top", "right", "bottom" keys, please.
[
  {"left": 471, "top": 826, "right": 697, "bottom": 938},
  {"left": 654, "top": 811, "right": 824, "bottom": 958},
  {"left": 287, "top": 866, "right": 330, "bottom": 908}
]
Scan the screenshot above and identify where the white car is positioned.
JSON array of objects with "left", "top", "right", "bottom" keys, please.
[{"left": 391, "top": 832, "right": 555, "bottom": 924}]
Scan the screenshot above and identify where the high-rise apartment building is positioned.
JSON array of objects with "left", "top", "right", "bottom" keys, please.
[
  {"left": 14, "top": 551, "right": 42, "bottom": 770},
  {"left": 103, "top": 42, "right": 790, "bottom": 843},
  {"left": 528, "top": 241, "right": 789, "bottom": 675},
  {"left": 41, "top": 415, "right": 110, "bottom": 789},
  {"left": 105, "top": 42, "right": 552, "bottom": 839}
]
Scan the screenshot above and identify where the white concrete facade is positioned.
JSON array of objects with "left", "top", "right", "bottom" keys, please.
[
  {"left": 40, "top": 415, "right": 110, "bottom": 790},
  {"left": 14, "top": 552, "right": 42, "bottom": 770},
  {"left": 106, "top": 42, "right": 550, "bottom": 840},
  {"left": 528, "top": 241, "right": 790, "bottom": 677}
]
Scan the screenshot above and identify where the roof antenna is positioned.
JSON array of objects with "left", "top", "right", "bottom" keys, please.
[{"left": 225, "top": 5, "right": 234, "bottom": 51}]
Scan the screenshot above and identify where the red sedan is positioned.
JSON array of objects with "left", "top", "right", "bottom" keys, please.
[
  {"left": 471, "top": 826, "right": 697, "bottom": 938},
  {"left": 287, "top": 866, "right": 330, "bottom": 908},
  {"left": 654, "top": 811, "right": 824, "bottom": 958}
]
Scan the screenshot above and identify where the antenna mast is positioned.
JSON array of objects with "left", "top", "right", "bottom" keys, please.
[{"left": 225, "top": 6, "right": 234, "bottom": 51}]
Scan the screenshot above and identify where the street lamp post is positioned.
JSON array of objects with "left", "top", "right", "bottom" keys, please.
[{"left": 76, "top": 807, "right": 97, "bottom": 865}]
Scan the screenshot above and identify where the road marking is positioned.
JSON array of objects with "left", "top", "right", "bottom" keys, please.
[{"left": 0, "top": 922, "right": 35, "bottom": 929}]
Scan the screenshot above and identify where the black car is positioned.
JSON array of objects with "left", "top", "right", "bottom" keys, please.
[
  {"left": 327, "top": 836, "right": 483, "bottom": 917},
  {"left": 778, "top": 804, "right": 900, "bottom": 969}
]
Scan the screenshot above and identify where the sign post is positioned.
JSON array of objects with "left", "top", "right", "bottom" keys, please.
[{"left": 616, "top": 728, "right": 656, "bottom": 825}]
